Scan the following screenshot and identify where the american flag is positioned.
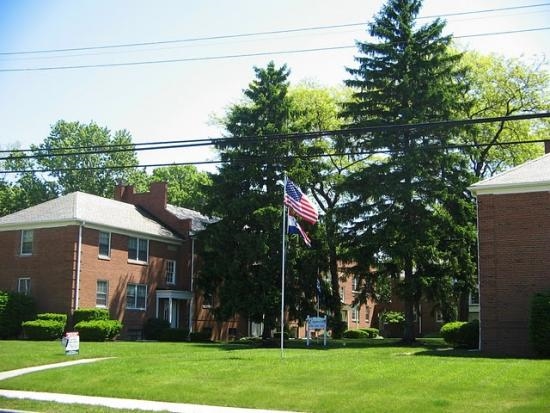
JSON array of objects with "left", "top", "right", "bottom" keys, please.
[
  {"left": 288, "top": 214, "right": 312, "bottom": 247},
  {"left": 284, "top": 179, "right": 318, "bottom": 224}
]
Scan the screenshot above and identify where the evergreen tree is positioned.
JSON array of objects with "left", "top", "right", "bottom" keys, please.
[{"left": 341, "top": 0, "right": 473, "bottom": 342}]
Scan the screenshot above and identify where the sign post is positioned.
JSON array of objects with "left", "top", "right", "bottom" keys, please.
[
  {"left": 62, "top": 332, "right": 80, "bottom": 355},
  {"left": 306, "top": 315, "right": 327, "bottom": 347}
]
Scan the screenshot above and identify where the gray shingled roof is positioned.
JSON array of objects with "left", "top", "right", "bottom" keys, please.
[
  {"left": 166, "top": 204, "right": 216, "bottom": 233},
  {"left": 0, "top": 192, "right": 181, "bottom": 241},
  {"left": 469, "top": 153, "right": 550, "bottom": 196}
]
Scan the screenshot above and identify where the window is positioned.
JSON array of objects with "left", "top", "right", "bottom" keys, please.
[
  {"left": 470, "top": 288, "right": 480, "bottom": 305},
  {"left": 128, "top": 237, "right": 148, "bottom": 263},
  {"left": 20, "top": 230, "right": 33, "bottom": 255},
  {"left": 126, "top": 283, "right": 147, "bottom": 310},
  {"left": 352, "top": 277, "right": 360, "bottom": 292},
  {"left": 202, "top": 293, "right": 213, "bottom": 309},
  {"left": 165, "top": 260, "right": 176, "bottom": 285},
  {"left": 339, "top": 287, "right": 345, "bottom": 303},
  {"left": 98, "top": 232, "right": 111, "bottom": 258},
  {"left": 351, "top": 306, "right": 360, "bottom": 322},
  {"left": 96, "top": 280, "right": 108, "bottom": 307},
  {"left": 18, "top": 277, "right": 31, "bottom": 295},
  {"left": 435, "top": 310, "right": 444, "bottom": 323}
]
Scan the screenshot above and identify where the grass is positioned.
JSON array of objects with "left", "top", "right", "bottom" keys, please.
[{"left": 0, "top": 338, "right": 549, "bottom": 412}]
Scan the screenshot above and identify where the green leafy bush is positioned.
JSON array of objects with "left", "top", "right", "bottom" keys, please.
[
  {"left": 37, "top": 313, "right": 67, "bottom": 324},
  {"left": 0, "top": 291, "right": 36, "bottom": 339},
  {"left": 529, "top": 290, "right": 550, "bottom": 357},
  {"left": 160, "top": 328, "right": 190, "bottom": 342},
  {"left": 74, "top": 320, "right": 122, "bottom": 341},
  {"left": 380, "top": 311, "right": 405, "bottom": 324},
  {"left": 189, "top": 331, "right": 212, "bottom": 342},
  {"left": 143, "top": 318, "right": 171, "bottom": 340},
  {"left": 440, "top": 320, "right": 479, "bottom": 349},
  {"left": 22, "top": 319, "right": 65, "bottom": 340},
  {"left": 343, "top": 329, "right": 369, "bottom": 339},
  {"left": 72, "top": 308, "right": 110, "bottom": 324}
]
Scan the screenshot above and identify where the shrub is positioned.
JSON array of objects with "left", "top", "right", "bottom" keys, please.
[
  {"left": 0, "top": 291, "right": 36, "bottom": 339},
  {"left": 273, "top": 331, "right": 289, "bottom": 341},
  {"left": 529, "top": 290, "right": 550, "bottom": 357},
  {"left": 75, "top": 319, "right": 122, "bottom": 341},
  {"left": 160, "top": 328, "right": 190, "bottom": 342},
  {"left": 343, "top": 329, "right": 369, "bottom": 339},
  {"left": 37, "top": 313, "right": 68, "bottom": 324},
  {"left": 22, "top": 319, "right": 65, "bottom": 340},
  {"left": 143, "top": 318, "right": 171, "bottom": 340},
  {"left": 361, "top": 328, "right": 380, "bottom": 338},
  {"left": 440, "top": 319, "right": 479, "bottom": 349},
  {"left": 189, "top": 330, "right": 212, "bottom": 342},
  {"left": 72, "top": 308, "right": 110, "bottom": 324},
  {"left": 380, "top": 311, "right": 405, "bottom": 324}
]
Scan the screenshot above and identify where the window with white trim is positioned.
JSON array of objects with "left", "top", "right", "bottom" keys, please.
[
  {"left": 339, "top": 287, "right": 345, "bottom": 303},
  {"left": 18, "top": 277, "right": 31, "bottom": 295},
  {"left": 126, "top": 283, "right": 147, "bottom": 310},
  {"left": 469, "top": 288, "right": 480, "bottom": 305},
  {"left": 352, "top": 277, "right": 360, "bottom": 292},
  {"left": 165, "top": 260, "right": 176, "bottom": 285},
  {"left": 435, "top": 310, "right": 444, "bottom": 323},
  {"left": 128, "top": 237, "right": 148, "bottom": 263},
  {"left": 98, "top": 232, "right": 111, "bottom": 258},
  {"left": 351, "top": 306, "right": 360, "bottom": 322},
  {"left": 96, "top": 280, "right": 108, "bottom": 307},
  {"left": 20, "top": 230, "right": 33, "bottom": 255}
]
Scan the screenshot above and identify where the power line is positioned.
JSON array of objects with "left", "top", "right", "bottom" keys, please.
[
  {"left": 1, "top": 112, "right": 549, "bottom": 172},
  {"left": 2, "top": 3, "right": 549, "bottom": 56}
]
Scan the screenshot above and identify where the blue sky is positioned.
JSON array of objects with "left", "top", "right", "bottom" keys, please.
[{"left": 0, "top": 0, "right": 549, "bottom": 171}]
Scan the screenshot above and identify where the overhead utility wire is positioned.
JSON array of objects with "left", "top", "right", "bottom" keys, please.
[
  {"left": 2, "top": 112, "right": 549, "bottom": 164},
  {"left": 1, "top": 26, "right": 548, "bottom": 73},
  {"left": 1, "top": 3, "right": 548, "bottom": 56}
]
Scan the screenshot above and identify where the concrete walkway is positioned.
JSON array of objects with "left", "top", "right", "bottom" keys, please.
[{"left": 0, "top": 359, "right": 299, "bottom": 413}]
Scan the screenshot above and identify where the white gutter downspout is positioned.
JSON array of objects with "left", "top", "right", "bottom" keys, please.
[
  {"left": 74, "top": 222, "right": 84, "bottom": 312},
  {"left": 188, "top": 236, "right": 195, "bottom": 333}
]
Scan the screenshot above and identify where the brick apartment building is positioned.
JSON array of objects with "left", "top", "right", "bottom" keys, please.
[
  {"left": 0, "top": 182, "right": 248, "bottom": 340},
  {"left": 469, "top": 152, "right": 550, "bottom": 356}
]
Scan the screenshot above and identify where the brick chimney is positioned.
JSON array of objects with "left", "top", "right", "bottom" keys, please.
[{"left": 114, "top": 182, "right": 191, "bottom": 236}]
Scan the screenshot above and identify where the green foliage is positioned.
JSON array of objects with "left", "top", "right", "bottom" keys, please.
[
  {"left": 72, "top": 308, "right": 110, "bottom": 324},
  {"left": 159, "top": 328, "right": 190, "bottom": 342},
  {"left": 37, "top": 313, "right": 68, "bottom": 324},
  {"left": 380, "top": 311, "right": 405, "bottom": 324},
  {"left": 74, "top": 320, "right": 122, "bottom": 341},
  {"left": 273, "top": 331, "right": 289, "bottom": 341},
  {"left": 440, "top": 319, "right": 479, "bottom": 349},
  {"left": 21, "top": 319, "right": 65, "bottom": 340},
  {"left": 189, "top": 331, "right": 212, "bottom": 342},
  {"left": 143, "top": 318, "right": 171, "bottom": 340},
  {"left": 0, "top": 291, "right": 36, "bottom": 339},
  {"left": 343, "top": 328, "right": 379, "bottom": 339},
  {"left": 529, "top": 290, "right": 550, "bottom": 357}
]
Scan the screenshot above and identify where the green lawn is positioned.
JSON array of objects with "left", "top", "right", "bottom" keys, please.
[{"left": 0, "top": 339, "right": 549, "bottom": 413}]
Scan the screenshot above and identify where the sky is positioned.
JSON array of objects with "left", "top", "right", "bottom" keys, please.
[{"left": 0, "top": 0, "right": 549, "bottom": 173}]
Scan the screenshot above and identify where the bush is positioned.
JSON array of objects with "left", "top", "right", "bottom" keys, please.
[
  {"left": 160, "top": 328, "right": 190, "bottom": 342},
  {"left": 343, "top": 329, "right": 369, "bottom": 339},
  {"left": 143, "top": 318, "right": 171, "bottom": 340},
  {"left": 0, "top": 291, "right": 36, "bottom": 339},
  {"left": 440, "top": 319, "right": 479, "bottom": 349},
  {"left": 361, "top": 328, "right": 379, "bottom": 338},
  {"left": 37, "top": 313, "right": 68, "bottom": 324},
  {"left": 189, "top": 330, "right": 212, "bottom": 342},
  {"left": 22, "top": 319, "right": 65, "bottom": 340},
  {"left": 380, "top": 311, "right": 405, "bottom": 324},
  {"left": 529, "top": 290, "right": 550, "bottom": 357},
  {"left": 75, "top": 319, "right": 122, "bottom": 341},
  {"left": 72, "top": 308, "right": 110, "bottom": 324}
]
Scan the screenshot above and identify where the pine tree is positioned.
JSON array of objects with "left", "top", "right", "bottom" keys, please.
[{"left": 341, "top": 0, "right": 473, "bottom": 342}]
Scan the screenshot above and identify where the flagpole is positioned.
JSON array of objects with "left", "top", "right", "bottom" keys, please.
[{"left": 280, "top": 174, "right": 288, "bottom": 358}]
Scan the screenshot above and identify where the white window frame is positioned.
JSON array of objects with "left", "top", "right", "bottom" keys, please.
[
  {"left": 20, "top": 230, "right": 33, "bottom": 256},
  {"left": 351, "top": 306, "right": 360, "bottom": 322},
  {"left": 18, "top": 277, "right": 31, "bottom": 295},
  {"left": 98, "top": 231, "right": 111, "bottom": 258},
  {"left": 339, "top": 287, "right": 345, "bottom": 303},
  {"left": 435, "top": 310, "right": 444, "bottom": 323},
  {"left": 126, "top": 283, "right": 147, "bottom": 310},
  {"left": 165, "top": 260, "right": 176, "bottom": 285},
  {"left": 128, "top": 237, "right": 149, "bottom": 263},
  {"left": 96, "top": 280, "right": 109, "bottom": 307},
  {"left": 352, "top": 277, "right": 359, "bottom": 292}
]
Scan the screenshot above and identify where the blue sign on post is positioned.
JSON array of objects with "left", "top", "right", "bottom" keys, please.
[{"left": 306, "top": 315, "right": 327, "bottom": 347}]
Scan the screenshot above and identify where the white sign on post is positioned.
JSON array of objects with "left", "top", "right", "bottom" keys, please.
[{"left": 62, "top": 332, "right": 80, "bottom": 355}]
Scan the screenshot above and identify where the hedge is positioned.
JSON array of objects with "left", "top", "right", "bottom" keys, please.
[
  {"left": 37, "top": 313, "right": 68, "bottom": 324},
  {"left": 529, "top": 290, "right": 550, "bottom": 357},
  {"left": 0, "top": 291, "right": 36, "bottom": 339},
  {"left": 143, "top": 318, "right": 171, "bottom": 340},
  {"left": 74, "top": 319, "right": 122, "bottom": 341},
  {"left": 440, "top": 319, "right": 479, "bottom": 349},
  {"left": 189, "top": 331, "right": 212, "bottom": 342},
  {"left": 22, "top": 319, "right": 65, "bottom": 340},
  {"left": 343, "top": 328, "right": 379, "bottom": 339},
  {"left": 73, "top": 308, "right": 110, "bottom": 324},
  {"left": 160, "top": 328, "right": 190, "bottom": 342}
]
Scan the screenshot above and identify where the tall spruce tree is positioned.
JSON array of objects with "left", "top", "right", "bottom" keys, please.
[
  {"left": 341, "top": 0, "right": 473, "bottom": 342},
  {"left": 197, "top": 62, "right": 319, "bottom": 338}
]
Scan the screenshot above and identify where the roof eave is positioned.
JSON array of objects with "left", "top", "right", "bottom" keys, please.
[{"left": 469, "top": 181, "right": 550, "bottom": 196}]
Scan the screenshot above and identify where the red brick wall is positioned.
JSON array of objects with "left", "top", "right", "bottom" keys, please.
[
  {"left": 477, "top": 192, "right": 550, "bottom": 356},
  {"left": 0, "top": 227, "right": 78, "bottom": 316}
]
